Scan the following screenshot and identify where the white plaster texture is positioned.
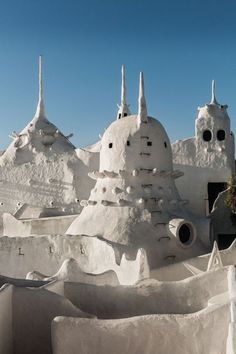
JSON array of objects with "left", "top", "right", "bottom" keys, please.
[
  {"left": 0, "top": 58, "right": 98, "bottom": 225},
  {"left": 3, "top": 213, "right": 77, "bottom": 237},
  {"left": 52, "top": 303, "right": 229, "bottom": 354},
  {"left": 172, "top": 87, "right": 235, "bottom": 218},
  {"left": 67, "top": 108, "right": 207, "bottom": 269}
]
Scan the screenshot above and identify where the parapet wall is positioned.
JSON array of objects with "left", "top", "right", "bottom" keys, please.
[
  {"left": 0, "top": 235, "right": 83, "bottom": 278},
  {"left": 52, "top": 303, "right": 230, "bottom": 354},
  {"left": 65, "top": 268, "right": 227, "bottom": 317}
]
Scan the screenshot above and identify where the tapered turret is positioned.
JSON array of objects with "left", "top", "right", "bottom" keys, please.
[
  {"left": 210, "top": 80, "right": 218, "bottom": 105},
  {"left": 35, "top": 55, "right": 46, "bottom": 118},
  {"left": 137, "top": 72, "right": 148, "bottom": 124},
  {"left": 117, "top": 65, "right": 131, "bottom": 119}
]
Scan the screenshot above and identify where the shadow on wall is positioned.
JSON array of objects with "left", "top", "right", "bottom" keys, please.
[
  {"left": 0, "top": 284, "right": 92, "bottom": 354},
  {"left": 46, "top": 267, "right": 228, "bottom": 319},
  {"left": 210, "top": 189, "right": 236, "bottom": 249}
]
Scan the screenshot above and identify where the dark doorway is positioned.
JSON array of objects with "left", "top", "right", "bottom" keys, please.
[
  {"left": 208, "top": 182, "right": 227, "bottom": 213},
  {"left": 217, "top": 234, "right": 236, "bottom": 250}
]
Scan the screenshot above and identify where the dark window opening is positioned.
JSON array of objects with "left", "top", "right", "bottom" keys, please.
[
  {"left": 147, "top": 141, "right": 152, "bottom": 147},
  {"left": 164, "top": 142, "right": 167, "bottom": 148},
  {"left": 179, "top": 224, "right": 191, "bottom": 244},
  {"left": 118, "top": 114, "right": 121, "bottom": 119},
  {"left": 124, "top": 113, "right": 128, "bottom": 117},
  {"left": 207, "top": 182, "right": 227, "bottom": 213},
  {"left": 109, "top": 143, "right": 113, "bottom": 148},
  {"left": 127, "top": 140, "right": 130, "bottom": 146},
  {"left": 217, "top": 129, "right": 225, "bottom": 141},
  {"left": 217, "top": 234, "right": 236, "bottom": 250},
  {"left": 203, "top": 130, "right": 212, "bottom": 142}
]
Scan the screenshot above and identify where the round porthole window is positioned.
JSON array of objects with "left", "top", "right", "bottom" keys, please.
[
  {"left": 203, "top": 130, "right": 212, "bottom": 142},
  {"left": 179, "top": 224, "right": 191, "bottom": 243},
  {"left": 217, "top": 129, "right": 225, "bottom": 141},
  {"left": 168, "top": 219, "right": 196, "bottom": 248},
  {"left": 178, "top": 223, "right": 195, "bottom": 246}
]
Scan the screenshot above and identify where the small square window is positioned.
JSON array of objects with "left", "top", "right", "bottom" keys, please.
[
  {"left": 124, "top": 113, "right": 128, "bottom": 117},
  {"left": 147, "top": 141, "right": 152, "bottom": 146},
  {"left": 127, "top": 140, "right": 130, "bottom": 146},
  {"left": 109, "top": 143, "right": 113, "bottom": 148}
]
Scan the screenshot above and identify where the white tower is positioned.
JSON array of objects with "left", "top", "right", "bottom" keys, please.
[
  {"left": 172, "top": 80, "right": 235, "bottom": 221},
  {"left": 195, "top": 80, "right": 235, "bottom": 171},
  {"left": 67, "top": 72, "right": 205, "bottom": 269}
]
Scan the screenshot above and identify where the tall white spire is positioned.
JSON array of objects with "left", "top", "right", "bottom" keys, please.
[
  {"left": 121, "top": 65, "right": 126, "bottom": 106},
  {"left": 210, "top": 79, "right": 218, "bottom": 105},
  {"left": 138, "top": 72, "right": 148, "bottom": 124},
  {"left": 117, "top": 65, "right": 131, "bottom": 120},
  {"left": 35, "top": 55, "right": 46, "bottom": 118}
]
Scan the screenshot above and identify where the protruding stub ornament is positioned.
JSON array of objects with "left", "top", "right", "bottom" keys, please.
[{"left": 80, "top": 200, "right": 88, "bottom": 207}]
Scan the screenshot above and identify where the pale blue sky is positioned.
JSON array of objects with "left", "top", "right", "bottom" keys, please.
[{"left": 0, "top": 0, "right": 236, "bottom": 148}]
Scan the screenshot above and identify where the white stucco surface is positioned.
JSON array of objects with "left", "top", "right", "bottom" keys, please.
[
  {"left": 52, "top": 303, "right": 229, "bottom": 354},
  {"left": 151, "top": 239, "right": 235, "bottom": 281},
  {"left": 67, "top": 78, "right": 208, "bottom": 269},
  {"left": 0, "top": 58, "right": 98, "bottom": 225},
  {"left": 172, "top": 85, "right": 235, "bottom": 218},
  {"left": 3, "top": 213, "right": 77, "bottom": 237},
  {"left": 0, "top": 63, "right": 235, "bottom": 354},
  {"left": 53, "top": 267, "right": 227, "bottom": 318}
]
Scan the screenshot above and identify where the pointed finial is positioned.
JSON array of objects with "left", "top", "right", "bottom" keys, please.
[
  {"left": 207, "top": 241, "right": 223, "bottom": 271},
  {"left": 39, "top": 55, "right": 43, "bottom": 101},
  {"left": 121, "top": 65, "right": 125, "bottom": 104},
  {"left": 138, "top": 72, "right": 148, "bottom": 124},
  {"left": 35, "top": 55, "right": 46, "bottom": 118},
  {"left": 210, "top": 80, "right": 218, "bottom": 105},
  {"left": 117, "top": 65, "right": 131, "bottom": 120}
]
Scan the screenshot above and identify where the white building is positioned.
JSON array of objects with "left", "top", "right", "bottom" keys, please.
[
  {"left": 172, "top": 81, "right": 235, "bottom": 218},
  {"left": 67, "top": 69, "right": 209, "bottom": 270},
  {"left": 0, "top": 61, "right": 235, "bottom": 354},
  {"left": 0, "top": 57, "right": 98, "bottom": 230}
]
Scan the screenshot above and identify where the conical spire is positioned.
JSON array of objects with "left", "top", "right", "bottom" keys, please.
[
  {"left": 210, "top": 80, "right": 219, "bottom": 105},
  {"left": 117, "top": 65, "right": 131, "bottom": 119},
  {"left": 138, "top": 72, "right": 148, "bottom": 124},
  {"left": 121, "top": 65, "right": 126, "bottom": 107},
  {"left": 35, "top": 55, "right": 46, "bottom": 118}
]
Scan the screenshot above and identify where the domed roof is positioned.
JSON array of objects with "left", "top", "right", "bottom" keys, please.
[
  {"left": 99, "top": 72, "right": 173, "bottom": 172},
  {"left": 100, "top": 114, "right": 172, "bottom": 172}
]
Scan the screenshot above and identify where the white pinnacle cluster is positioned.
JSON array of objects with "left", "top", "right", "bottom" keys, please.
[{"left": 117, "top": 66, "right": 148, "bottom": 125}]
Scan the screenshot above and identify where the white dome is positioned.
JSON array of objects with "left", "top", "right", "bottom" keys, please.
[{"left": 100, "top": 115, "right": 172, "bottom": 172}]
